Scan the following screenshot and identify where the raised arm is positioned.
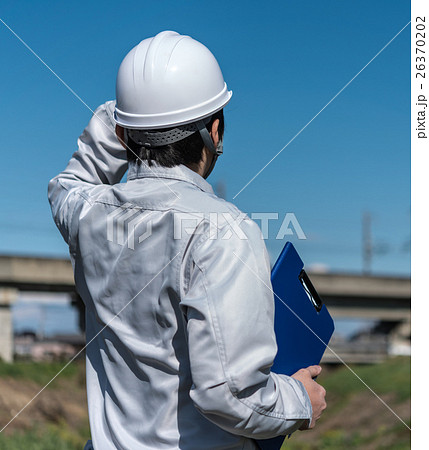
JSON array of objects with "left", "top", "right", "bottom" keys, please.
[{"left": 48, "top": 100, "right": 127, "bottom": 246}]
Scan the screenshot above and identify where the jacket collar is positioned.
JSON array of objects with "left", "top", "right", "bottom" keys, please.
[{"left": 127, "top": 161, "right": 214, "bottom": 194}]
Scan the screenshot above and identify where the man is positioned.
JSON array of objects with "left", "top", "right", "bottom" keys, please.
[{"left": 48, "top": 31, "right": 326, "bottom": 449}]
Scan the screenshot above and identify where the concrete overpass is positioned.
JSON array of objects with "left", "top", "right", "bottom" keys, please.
[
  {"left": 309, "top": 273, "right": 411, "bottom": 363},
  {"left": 0, "top": 255, "right": 75, "bottom": 293},
  {"left": 309, "top": 272, "right": 410, "bottom": 321},
  {"left": 0, "top": 255, "right": 79, "bottom": 362},
  {"left": 0, "top": 255, "right": 411, "bottom": 363}
]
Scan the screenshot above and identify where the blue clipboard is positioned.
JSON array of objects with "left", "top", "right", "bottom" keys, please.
[{"left": 256, "top": 242, "right": 335, "bottom": 450}]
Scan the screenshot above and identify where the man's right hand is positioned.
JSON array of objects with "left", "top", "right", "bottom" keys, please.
[{"left": 291, "top": 365, "right": 327, "bottom": 430}]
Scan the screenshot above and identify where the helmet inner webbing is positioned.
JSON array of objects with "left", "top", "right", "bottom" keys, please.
[{"left": 125, "top": 116, "right": 213, "bottom": 149}]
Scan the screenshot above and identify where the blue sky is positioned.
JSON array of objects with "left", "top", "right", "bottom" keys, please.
[{"left": 0, "top": 0, "right": 410, "bottom": 275}]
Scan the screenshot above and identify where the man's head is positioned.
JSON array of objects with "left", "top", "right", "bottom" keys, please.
[
  {"left": 113, "top": 31, "right": 231, "bottom": 178},
  {"left": 116, "top": 110, "right": 224, "bottom": 178}
]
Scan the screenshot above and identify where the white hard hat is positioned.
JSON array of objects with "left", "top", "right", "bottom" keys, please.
[{"left": 114, "top": 31, "right": 232, "bottom": 130}]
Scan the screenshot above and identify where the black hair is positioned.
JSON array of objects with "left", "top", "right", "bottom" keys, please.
[{"left": 125, "top": 109, "right": 224, "bottom": 167}]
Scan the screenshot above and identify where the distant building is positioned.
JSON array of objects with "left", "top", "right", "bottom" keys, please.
[{"left": 14, "top": 331, "right": 85, "bottom": 362}]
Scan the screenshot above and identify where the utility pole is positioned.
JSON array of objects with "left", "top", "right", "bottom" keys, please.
[{"left": 362, "top": 211, "right": 372, "bottom": 275}]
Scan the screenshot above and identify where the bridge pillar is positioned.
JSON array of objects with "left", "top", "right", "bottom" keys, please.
[{"left": 0, "top": 288, "right": 18, "bottom": 363}]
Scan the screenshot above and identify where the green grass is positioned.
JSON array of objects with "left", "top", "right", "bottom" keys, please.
[
  {"left": 0, "top": 360, "right": 82, "bottom": 387},
  {"left": 0, "top": 423, "right": 86, "bottom": 450},
  {"left": 0, "top": 360, "right": 89, "bottom": 449},
  {"left": 0, "top": 357, "right": 410, "bottom": 449},
  {"left": 283, "top": 426, "right": 411, "bottom": 450},
  {"left": 321, "top": 356, "right": 411, "bottom": 402},
  {"left": 282, "top": 356, "right": 411, "bottom": 450}
]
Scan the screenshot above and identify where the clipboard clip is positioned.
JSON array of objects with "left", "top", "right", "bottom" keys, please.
[{"left": 298, "top": 270, "right": 323, "bottom": 312}]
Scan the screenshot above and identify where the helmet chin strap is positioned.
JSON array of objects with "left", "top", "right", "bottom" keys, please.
[
  {"left": 196, "top": 120, "right": 223, "bottom": 179},
  {"left": 202, "top": 139, "right": 223, "bottom": 179}
]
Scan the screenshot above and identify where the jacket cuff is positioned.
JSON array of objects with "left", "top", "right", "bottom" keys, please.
[{"left": 277, "top": 374, "right": 313, "bottom": 422}]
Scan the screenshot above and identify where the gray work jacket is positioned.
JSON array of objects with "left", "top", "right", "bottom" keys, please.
[{"left": 48, "top": 101, "right": 312, "bottom": 449}]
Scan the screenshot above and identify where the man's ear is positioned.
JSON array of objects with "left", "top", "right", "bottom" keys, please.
[
  {"left": 116, "top": 125, "right": 127, "bottom": 149},
  {"left": 210, "top": 119, "right": 220, "bottom": 147}
]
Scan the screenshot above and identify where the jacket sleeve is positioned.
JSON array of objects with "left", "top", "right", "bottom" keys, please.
[
  {"left": 180, "top": 217, "right": 312, "bottom": 439},
  {"left": 47, "top": 100, "right": 127, "bottom": 246}
]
